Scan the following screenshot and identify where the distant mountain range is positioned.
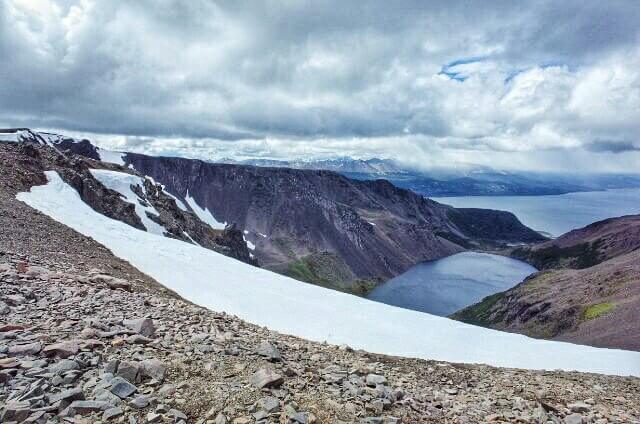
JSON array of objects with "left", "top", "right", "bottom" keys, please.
[{"left": 222, "top": 157, "right": 640, "bottom": 197}]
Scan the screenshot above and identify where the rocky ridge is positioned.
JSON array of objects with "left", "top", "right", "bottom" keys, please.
[
  {"left": 122, "top": 152, "right": 545, "bottom": 293},
  {"left": 452, "top": 215, "right": 640, "bottom": 351}
]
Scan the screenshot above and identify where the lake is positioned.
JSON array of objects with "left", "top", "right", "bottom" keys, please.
[
  {"left": 433, "top": 188, "right": 640, "bottom": 237},
  {"left": 367, "top": 252, "right": 536, "bottom": 316}
]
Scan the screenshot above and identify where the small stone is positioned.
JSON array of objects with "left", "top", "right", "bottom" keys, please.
[
  {"left": 103, "top": 407, "right": 124, "bottom": 420},
  {"left": 168, "top": 408, "right": 188, "bottom": 421},
  {"left": 256, "top": 396, "right": 280, "bottom": 413},
  {"left": 115, "top": 360, "right": 140, "bottom": 383},
  {"left": 140, "top": 359, "right": 166, "bottom": 382},
  {"left": 110, "top": 377, "right": 138, "bottom": 398},
  {"left": 365, "top": 374, "right": 387, "bottom": 387},
  {"left": 131, "top": 394, "right": 151, "bottom": 409},
  {"left": 214, "top": 413, "right": 228, "bottom": 424},
  {"left": 42, "top": 340, "right": 80, "bottom": 358},
  {"left": 127, "top": 334, "right": 152, "bottom": 344},
  {"left": 49, "top": 359, "right": 79, "bottom": 374},
  {"left": 123, "top": 318, "right": 155, "bottom": 337},
  {"left": 565, "top": 414, "right": 584, "bottom": 424},
  {"left": 48, "top": 387, "right": 85, "bottom": 404},
  {"left": 251, "top": 367, "right": 284, "bottom": 389},
  {"left": 64, "top": 400, "right": 111, "bottom": 415},
  {"left": 8, "top": 342, "right": 42, "bottom": 356},
  {"left": 568, "top": 402, "right": 591, "bottom": 413},
  {"left": 147, "top": 412, "right": 162, "bottom": 423},
  {"left": 256, "top": 340, "right": 281, "bottom": 361}
]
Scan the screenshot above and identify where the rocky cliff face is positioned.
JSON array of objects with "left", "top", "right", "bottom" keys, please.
[
  {"left": 452, "top": 215, "right": 640, "bottom": 350},
  {"left": 0, "top": 141, "right": 254, "bottom": 265},
  {"left": 123, "top": 153, "right": 544, "bottom": 293}
]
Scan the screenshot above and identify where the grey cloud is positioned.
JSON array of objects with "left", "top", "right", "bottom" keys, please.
[
  {"left": 587, "top": 140, "right": 640, "bottom": 153},
  {"left": 0, "top": 0, "right": 639, "bottom": 172}
]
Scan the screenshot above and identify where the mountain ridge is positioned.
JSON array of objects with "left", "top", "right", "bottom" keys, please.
[{"left": 452, "top": 214, "right": 640, "bottom": 350}]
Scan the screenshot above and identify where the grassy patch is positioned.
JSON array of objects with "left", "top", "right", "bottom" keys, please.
[
  {"left": 581, "top": 302, "right": 616, "bottom": 321},
  {"left": 512, "top": 239, "right": 604, "bottom": 270},
  {"left": 450, "top": 291, "right": 506, "bottom": 327}
]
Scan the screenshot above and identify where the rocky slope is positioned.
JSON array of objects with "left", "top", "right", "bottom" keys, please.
[
  {"left": 452, "top": 215, "right": 640, "bottom": 350},
  {"left": 122, "top": 153, "right": 544, "bottom": 293},
  {"left": 2, "top": 232, "right": 640, "bottom": 423},
  {"left": 0, "top": 139, "right": 254, "bottom": 266}
]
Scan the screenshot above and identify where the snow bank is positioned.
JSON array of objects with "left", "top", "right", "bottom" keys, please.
[
  {"left": 89, "top": 169, "right": 166, "bottom": 235},
  {"left": 97, "top": 149, "right": 126, "bottom": 166},
  {"left": 17, "top": 171, "right": 640, "bottom": 377},
  {"left": 185, "top": 190, "right": 226, "bottom": 230}
]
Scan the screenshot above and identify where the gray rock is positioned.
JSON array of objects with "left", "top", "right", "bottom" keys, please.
[
  {"left": 251, "top": 367, "right": 284, "bottom": 389},
  {"left": 105, "top": 359, "right": 119, "bottom": 374},
  {"left": 256, "top": 396, "right": 280, "bottom": 413},
  {"left": 94, "top": 388, "right": 122, "bottom": 406},
  {"left": 3, "top": 294, "right": 26, "bottom": 306},
  {"left": 365, "top": 374, "right": 387, "bottom": 387},
  {"left": 103, "top": 406, "right": 124, "bottom": 420},
  {"left": 131, "top": 394, "right": 151, "bottom": 409},
  {"left": 214, "top": 413, "right": 228, "bottom": 424},
  {"left": 8, "top": 342, "right": 42, "bottom": 355},
  {"left": 0, "top": 402, "right": 30, "bottom": 422},
  {"left": 116, "top": 360, "right": 140, "bottom": 383},
  {"left": 128, "top": 334, "right": 153, "bottom": 344},
  {"left": 139, "top": 358, "right": 166, "bottom": 382},
  {"left": 256, "top": 340, "right": 282, "bottom": 361},
  {"left": 48, "top": 387, "right": 85, "bottom": 404},
  {"left": 123, "top": 318, "right": 155, "bottom": 337},
  {"left": 0, "top": 300, "right": 10, "bottom": 314},
  {"left": 568, "top": 402, "right": 591, "bottom": 413},
  {"left": 42, "top": 340, "right": 80, "bottom": 358},
  {"left": 110, "top": 376, "right": 138, "bottom": 398},
  {"left": 147, "top": 412, "right": 163, "bottom": 423},
  {"left": 63, "top": 400, "right": 111, "bottom": 415},
  {"left": 565, "top": 414, "right": 584, "bottom": 424},
  {"left": 168, "top": 408, "right": 188, "bottom": 421},
  {"left": 48, "top": 359, "right": 79, "bottom": 374}
]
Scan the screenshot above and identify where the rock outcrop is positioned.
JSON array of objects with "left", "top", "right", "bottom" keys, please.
[
  {"left": 452, "top": 215, "right": 640, "bottom": 350},
  {"left": 123, "top": 153, "right": 545, "bottom": 293}
]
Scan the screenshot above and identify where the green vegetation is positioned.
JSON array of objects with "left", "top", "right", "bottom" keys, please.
[
  {"left": 512, "top": 239, "right": 604, "bottom": 270},
  {"left": 581, "top": 302, "right": 616, "bottom": 321},
  {"left": 450, "top": 291, "right": 506, "bottom": 327},
  {"left": 284, "top": 252, "right": 377, "bottom": 295}
]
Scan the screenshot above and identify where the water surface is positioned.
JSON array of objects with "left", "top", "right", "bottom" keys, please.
[
  {"left": 367, "top": 252, "right": 536, "bottom": 316},
  {"left": 433, "top": 188, "right": 640, "bottom": 237}
]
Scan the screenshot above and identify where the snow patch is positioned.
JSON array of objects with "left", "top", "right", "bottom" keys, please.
[
  {"left": 98, "top": 149, "right": 126, "bottom": 166},
  {"left": 89, "top": 169, "right": 166, "bottom": 235},
  {"left": 0, "top": 133, "right": 18, "bottom": 142},
  {"left": 16, "top": 171, "right": 640, "bottom": 377},
  {"left": 185, "top": 190, "right": 226, "bottom": 230}
]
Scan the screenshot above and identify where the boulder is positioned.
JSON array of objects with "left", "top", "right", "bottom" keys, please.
[{"left": 123, "top": 318, "right": 155, "bottom": 337}]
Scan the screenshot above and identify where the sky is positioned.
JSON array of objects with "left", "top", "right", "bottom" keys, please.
[{"left": 1, "top": 0, "right": 639, "bottom": 172}]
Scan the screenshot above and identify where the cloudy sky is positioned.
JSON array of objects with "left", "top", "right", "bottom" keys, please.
[{"left": 1, "top": 0, "right": 639, "bottom": 172}]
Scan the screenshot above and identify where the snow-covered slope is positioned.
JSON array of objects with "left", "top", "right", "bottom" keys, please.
[
  {"left": 17, "top": 171, "right": 640, "bottom": 377},
  {"left": 185, "top": 190, "right": 226, "bottom": 230},
  {"left": 89, "top": 169, "right": 166, "bottom": 235}
]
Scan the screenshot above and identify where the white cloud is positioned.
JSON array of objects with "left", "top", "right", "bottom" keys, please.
[{"left": 1, "top": 0, "right": 639, "bottom": 172}]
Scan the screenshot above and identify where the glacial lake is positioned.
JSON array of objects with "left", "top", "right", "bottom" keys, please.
[
  {"left": 367, "top": 252, "right": 536, "bottom": 316},
  {"left": 432, "top": 188, "right": 640, "bottom": 237}
]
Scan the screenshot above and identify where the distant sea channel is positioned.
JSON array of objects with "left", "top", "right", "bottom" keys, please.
[{"left": 432, "top": 188, "right": 640, "bottom": 237}]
